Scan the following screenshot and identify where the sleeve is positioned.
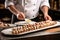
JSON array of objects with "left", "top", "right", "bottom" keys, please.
[
  {"left": 5, "top": 0, "right": 14, "bottom": 8},
  {"left": 40, "top": 0, "right": 50, "bottom": 8}
]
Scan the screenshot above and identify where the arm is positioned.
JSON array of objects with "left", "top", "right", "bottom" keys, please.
[
  {"left": 40, "top": 0, "right": 52, "bottom": 20},
  {"left": 9, "top": 5, "right": 25, "bottom": 20},
  {"left": 40, "top": 6, "right": 49, "bottom": 16},
  {"left": 5, "top": 0, "right": 25, "bottom": 20},
  {"left": 8, "top": 5, "right": 20, "bottom": 15}
]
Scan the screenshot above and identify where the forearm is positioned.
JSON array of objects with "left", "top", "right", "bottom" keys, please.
[
  {"left": 8, "top": 5, "right": 20, "bottom": 15},
  {"left": 41, "top": 6, "right": 49, "bottom": 15}
]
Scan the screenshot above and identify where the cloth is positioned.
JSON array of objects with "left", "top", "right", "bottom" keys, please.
[{"left": 5, "top": 0, "right": 50, "bottom": 19}]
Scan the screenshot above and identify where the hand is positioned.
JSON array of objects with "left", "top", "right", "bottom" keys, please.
[
  {"left": 44, "top": 14, "right": 52, "bottom": 21},
  {"left": 16, "top": 12, "right": 25, "bottom": 20}
]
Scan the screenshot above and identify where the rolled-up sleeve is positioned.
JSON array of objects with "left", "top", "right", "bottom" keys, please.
[
  {"left": 5, "top": 0, "right": 14, "bottom": 8},
  {"left": 40, "top": 0, "right": 50, "bottom": 8}
]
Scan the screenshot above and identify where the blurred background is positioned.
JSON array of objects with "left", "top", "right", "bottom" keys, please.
[{"left": 0, "top": 0, "right": 60, "bottom": 23}]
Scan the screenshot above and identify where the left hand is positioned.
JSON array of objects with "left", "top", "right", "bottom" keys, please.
[{"left": 44, "top": 14, "right": 52, "bottom": 21}]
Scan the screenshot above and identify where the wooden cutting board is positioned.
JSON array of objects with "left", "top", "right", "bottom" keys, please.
[{"left": 45, "top": 27, "right": 60, "bottom": 32}]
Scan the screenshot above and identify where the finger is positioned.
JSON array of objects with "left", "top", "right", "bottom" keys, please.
[
  {"left": 18, "top": 14, "right": 23, "bottom": 18},
  {"left": 18, "top": 17, "right": 25, "bottom": 20},
  {"left": 20, "top": 12, "right": 25, "bottom": 18},
  {"left": 19, "top": 13, "right": 25, "bottom": 19},
  {"left": 17, "top": 15, "right": 24, "bottom": 20},
  {"left": 47, "top": 16, "right": 52, "bottom": 21},
  {"left": 45, "top": 16, "right": 50, "bottom": 21},
  {"left": 44, "top": 16, "right": 48, "bottom": 21},
  {"left": 49, "top": 18, "right": 52, "bottom": 21}
]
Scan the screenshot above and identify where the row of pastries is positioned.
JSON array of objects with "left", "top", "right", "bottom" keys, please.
[{"left": 12, "top": 21, "right": 57, "bottom": 34}]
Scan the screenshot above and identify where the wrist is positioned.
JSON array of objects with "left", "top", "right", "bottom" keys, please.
[
  {"left": 16, "top": 12, "right": 22, "bottom": 18},
  {"left": 44, "top": 13, "right": 48, "bottom": 15},
  {"left": 16, "top": 13, "right": 20, "bottom": 18},
  {"left": 16, "top": 11, "right": 21, "bottom": 17},
  {"left": 14, "top": 11, "right": 19, "bottom": 16}
]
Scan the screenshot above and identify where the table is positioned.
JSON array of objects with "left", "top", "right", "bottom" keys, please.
[{"left": 0, "top": 26, "right": 60, "bottom": 40}]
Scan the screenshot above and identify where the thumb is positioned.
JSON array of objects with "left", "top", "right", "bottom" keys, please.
[{"left": 44, "top": 16, "right": 48, "bottom": 21}]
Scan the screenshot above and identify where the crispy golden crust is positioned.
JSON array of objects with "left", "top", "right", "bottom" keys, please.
[
  {"left": 0, "top": 22, "right": 9, "bottom": 28},
  {"left": 12, "top": 21, "right": 57, "bottom": 34}
]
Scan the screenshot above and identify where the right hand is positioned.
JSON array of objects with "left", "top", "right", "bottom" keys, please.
[{"left": 16, "top": 12, "right": 25, "bottom": 20}]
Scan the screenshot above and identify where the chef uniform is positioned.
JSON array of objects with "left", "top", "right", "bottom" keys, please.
[{"left": 5, "top": 0, "right": 50, "bottom": 22}]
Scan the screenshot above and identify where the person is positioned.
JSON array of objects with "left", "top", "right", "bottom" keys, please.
[{"left": 5, "top": 0, "right": 52, "bottom": 22}]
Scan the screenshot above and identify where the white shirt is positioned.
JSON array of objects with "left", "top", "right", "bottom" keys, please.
[{"left": 5, "top": 0, "right": 50, "bottom": 19}]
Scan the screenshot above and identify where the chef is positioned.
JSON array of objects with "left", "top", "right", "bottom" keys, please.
[{"left": 5, "top": 0, "right": 52, "bottom": 22}]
